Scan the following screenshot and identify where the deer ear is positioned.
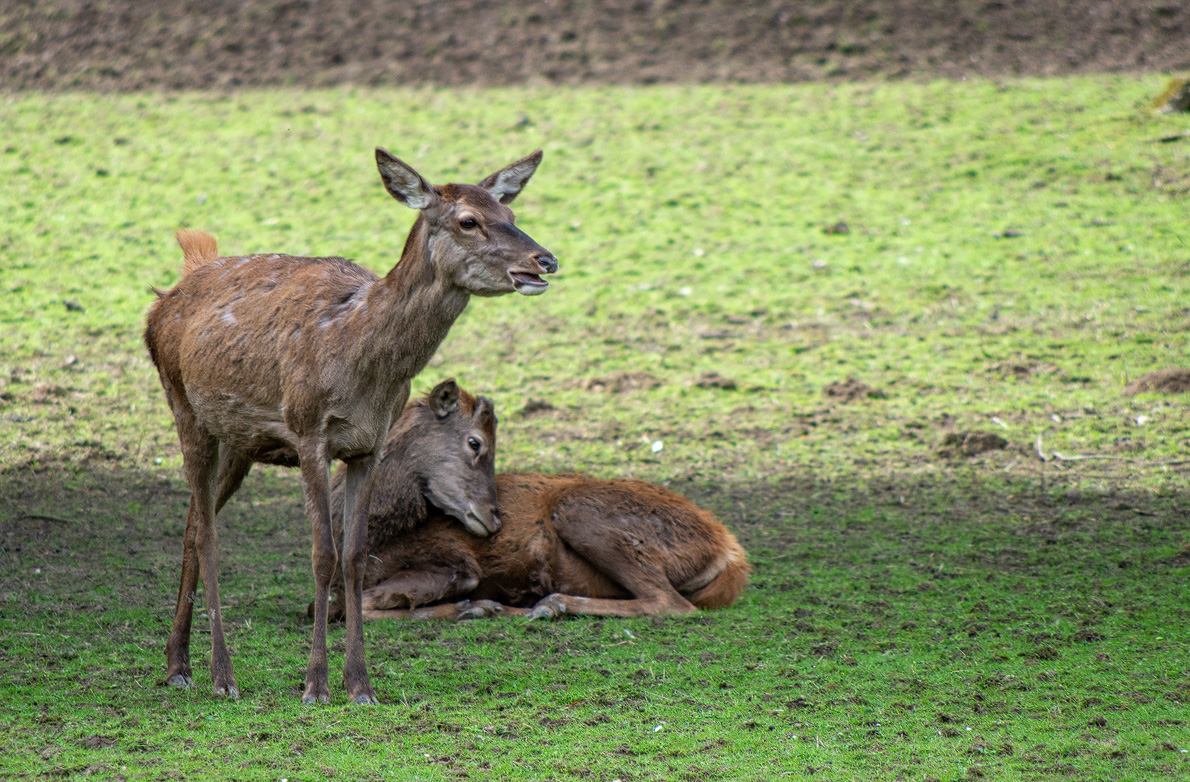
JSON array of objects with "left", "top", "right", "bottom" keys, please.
[
  {"left": 475, "top": 396, "right": 497, "bottom": 428},
  {"left": 428, "top": 379, "right": 460, "bottom": 419},
  {"left": 477, "top": 149, "right": 542, "bottom": 205},
  {"left": 376, "top": 148, "right": 436, "bottom": 209}
]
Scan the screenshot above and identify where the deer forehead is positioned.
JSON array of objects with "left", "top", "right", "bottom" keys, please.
[{"left": 437, "top": 184, "right": 514, "bottom": 221}]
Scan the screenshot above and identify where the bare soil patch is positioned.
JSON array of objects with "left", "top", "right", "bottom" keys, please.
[
  {"left": 3, "top": 1, "right": 1188, "bottom": 91},
  {"left": 938, "top": 430, "right": 1010, "bottom": 458},
  {"left": 578, "top": 371, "right": 661, "bottom": 394},
  {"left": 823, "top": 376, "right": 887, "bottom": 402},
  {"left": 1125, "top": 368, "right": 1190, "bottom": 395}
]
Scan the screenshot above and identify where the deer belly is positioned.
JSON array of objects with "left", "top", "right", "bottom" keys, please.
[{"left": 187, "top": 390, "right": 299, "bottom": 464}]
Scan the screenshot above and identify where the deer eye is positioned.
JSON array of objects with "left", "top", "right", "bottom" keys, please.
[
  {"left": 459, "top": 218, "right": 478, "bottom": 230},
  {"left": 467, "top": 436, "right": 482, "bottom": 453}
]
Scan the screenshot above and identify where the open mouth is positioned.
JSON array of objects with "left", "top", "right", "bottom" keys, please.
[{"left": 510, "top": 271, "right": 550, "bottom": 295}]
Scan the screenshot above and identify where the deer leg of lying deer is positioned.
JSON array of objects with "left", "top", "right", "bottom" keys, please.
[
  {"left": 298, "top": 440, "right": 337, "bottom": 705},
  {"left": 526, "top": 589, "right": 695, "bottom": 619},
  {"left": 338, "top": 455, "right": 380, "bottom": 705},
  {"left": 360, "top": 565, "right": 480, "bottom": 613},
  {"left": 364, "top": 600, "right": 520, "bottom": 621},
  {"left": 529, "top": 513, "right": 697, "bottom": 619}
]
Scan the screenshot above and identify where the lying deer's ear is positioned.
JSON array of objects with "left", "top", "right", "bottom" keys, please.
[
  {"left": 428, "top": 379, "right": 460, "bottom": 419},
  {"left": 475, "top": 396, "right": 497, "bottom": 428},
  {"left": 477, "top": 149, "right": 542, "bottom": 205},
  {"left": 376, "top": 148, "right": 437, "bottom": 209}
]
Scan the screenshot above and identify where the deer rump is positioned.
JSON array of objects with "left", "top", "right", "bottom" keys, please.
[{"left": 335, "top": 472, "right": 749, "bottom": 621}]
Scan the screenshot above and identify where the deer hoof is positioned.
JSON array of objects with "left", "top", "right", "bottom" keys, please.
[
  {"left": 457, "top": 600, "right": 503, "bottom": 620},
  {"left": 165, "top": 673, "right": 194, "bottom": 689},
  {"left": 301, "top": 680, "right": 331, "bottom": 704},
  {"left": 214, "top": 684, "right": 240, "bottom": 699},
  {"left": 350, "top": 692, "right": 379, "bottom": 706},
  {"left": 527, "top": 594, "right": 567, "bottom": 620}
]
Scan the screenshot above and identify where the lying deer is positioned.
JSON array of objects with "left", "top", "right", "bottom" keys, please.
[
  {"left": 144, "top": 150, "right": 556, "bottom": 704},
  {"left": 326, "top": 380, "right": 749, "bottom": 622}
]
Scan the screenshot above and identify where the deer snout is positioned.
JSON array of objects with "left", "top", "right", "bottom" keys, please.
[
  {"left": 535, "top": 254, "right": 558, "bottom": 274},
  {"left": 462, "top": 502, "right": 502, "bottom": 537}
]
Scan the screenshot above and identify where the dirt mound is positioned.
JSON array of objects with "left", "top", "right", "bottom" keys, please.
[
  {"left": 578, "top": 372, "right": 661, "bottom": 394},
  {"left": 1125, "top": 368, "right": 1190, "bottom": 395},
  {"left": 3, "top": 1, "right": 1188, "bottom": 91},
  {"left": 823, "top": 377, "right": 887, "bottom": 403},
  {"left": 938, "top": 431, "right": 1009, "bottom": 458}
]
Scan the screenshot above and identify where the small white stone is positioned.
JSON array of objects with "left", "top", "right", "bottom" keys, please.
[{"left": 651, "top": 440, "right": 663, "bottom": 453}]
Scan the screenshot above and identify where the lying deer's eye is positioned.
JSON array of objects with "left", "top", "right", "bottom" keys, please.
[
  {"left": 467, "top": 437, "right": 482, "bottom": 453},
  {"left": 459, "top": 218, "right": 478, "bottom": 229}
]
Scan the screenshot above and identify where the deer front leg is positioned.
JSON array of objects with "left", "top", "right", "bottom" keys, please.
[
  {"left": 364, "top": 600, "right": 523, "bottom": 621},
  {"left": 361, "top": 564, "right": 481, "bottom": 612},
  {"left": 299, "top": 441, "right": 336, "bottom": 704},
  {"left": 339, "top": 455, "right": 380, "bottom": 705}
]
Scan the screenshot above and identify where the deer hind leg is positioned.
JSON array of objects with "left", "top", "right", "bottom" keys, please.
[
  {"left": 532, "top": 508, "right": 697, "bottom": 620},
  {"left": 164, "top": 492, "right": 200, "bottom": 688},
  {"left": 166, "top": 407, "right": 238, "bottom": 697},
  {"left": 164, "top": 440, "right": 247, "bottom": 689},
  {"left": 213, "top": 444, "right": 253, "bottom": 515}
]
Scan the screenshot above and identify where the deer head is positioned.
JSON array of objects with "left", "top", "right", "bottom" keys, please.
[
  {"left": 376, "top": 149, "right": 557, "bottom": 297},
  {"left": 406, "top": 379, "right": 502, "bottom": 537}
]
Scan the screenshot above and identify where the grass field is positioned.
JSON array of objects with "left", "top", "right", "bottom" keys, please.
[{"left": 1, "top": 77, "right": 1189, "bottom": 780}]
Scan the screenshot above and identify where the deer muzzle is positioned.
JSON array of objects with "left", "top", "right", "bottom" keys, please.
[{"left": 461, "top": 504, "right": 502, "bottom": 537}]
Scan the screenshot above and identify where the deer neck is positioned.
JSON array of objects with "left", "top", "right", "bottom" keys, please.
[
  {"left": 357, "top": 217, "right": 471, "bottom": 385},
  {"left": 367, "top": 424, "right": 433, "bottom": 542}
]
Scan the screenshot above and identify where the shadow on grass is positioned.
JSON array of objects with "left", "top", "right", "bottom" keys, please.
[
  {"left": 1, "top": 455, "right": 1187, "bottom": 780},
  {"left": 2, "top": 452, "right": 1186, "bottom": 618}
]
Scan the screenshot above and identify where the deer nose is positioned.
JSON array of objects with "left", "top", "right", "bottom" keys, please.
[{"left": 535, "top": 254, "right": 558, "bottom": 274}]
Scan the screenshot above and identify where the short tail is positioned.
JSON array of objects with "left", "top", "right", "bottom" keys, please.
[
  {"left": 176, "top": 229, "right": 219, "bottom": 275},
  {"left": 687, "top": 538, "right": 750, "bottom": 610}
]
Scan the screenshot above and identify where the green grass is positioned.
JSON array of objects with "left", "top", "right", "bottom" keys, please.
[{"left": 1, "top": 77, "right": 1189, "bottom": 780}]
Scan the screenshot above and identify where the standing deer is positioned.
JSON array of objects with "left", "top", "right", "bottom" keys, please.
[
  {"left": 144, "top": 149, "right": 556, "bottom": 704},
  {"left": 325, "top": 380, "right": 749, "bottom": 623}
]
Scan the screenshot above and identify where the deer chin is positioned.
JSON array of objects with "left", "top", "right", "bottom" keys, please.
[
  {"left": 509, "top": 271, "right": 549, "bottom": 295},
  {"left": 460, "top": 506, "right": 501, "bottom": 537}
]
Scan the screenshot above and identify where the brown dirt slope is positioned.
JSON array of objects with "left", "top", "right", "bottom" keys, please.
[{"left": 1, "top": 0, "right": 1188, "bottom": 91}]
